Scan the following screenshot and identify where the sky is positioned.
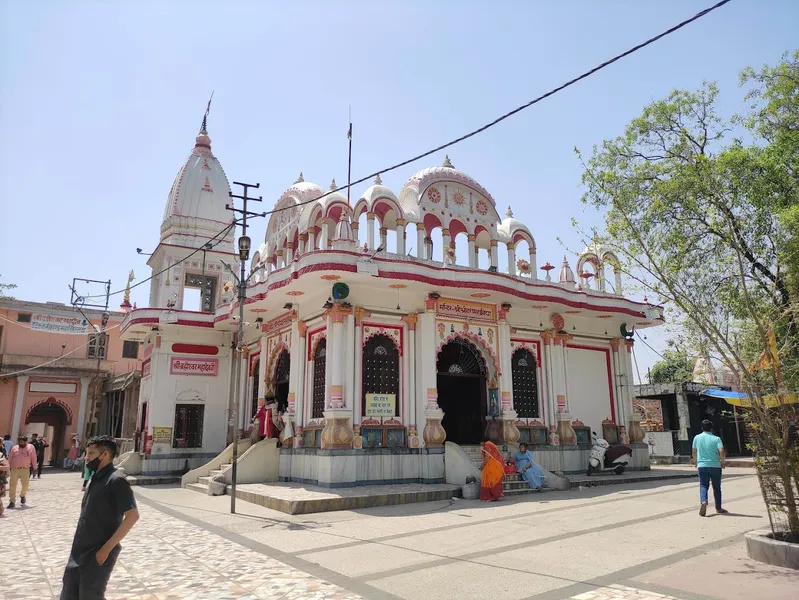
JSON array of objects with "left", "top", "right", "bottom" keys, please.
[{"left": 1, "top": 0, "right": 797, "bottom": 383}]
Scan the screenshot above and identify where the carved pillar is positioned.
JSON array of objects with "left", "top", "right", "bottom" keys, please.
[
  {"left": 308, "top": 230, "right": 316, "bottom": 252},
  {"left": 441, "top": 228, "right": 451, "bottom": 264},
  {"left": 298, "top": 233, "right": 308, "bottom": 257},
  {"left": 396, "top": 219, "right": 407, "bottom": 255},
  {"left": 507, "top": 241, "right": 516, "bottom": 276},
  {"left": 276, "top": 249, "right": 284, "bottom": 269},
  {"left": 467, "top": 234, "right": 476, "bottom": 268},
  {"left": 285, "top": 242, "right": 294, "bottom": 263},
  {"left": 295, "top": 322, "right": 307, "bottom": 429},
  {"left": 367, "top": 212, "right": 376, "bottom": 251},
  {"left": 402, "top": 313, "right": 419, "bottom": 446},
  {"left": 416, "top": 223, "right": 425, "bottom": 260},
  {"left": 418, "top": 306, "right": 443, "bottom": 446},
  {"left": 490, "top": 239, "right": 499, "bottom": 269},
  {"left": 320, "top": 217, "right": 330, "bottom": 250},
  {"left": 350, "top": 223, "right": 359, "bottom": 248},
  {"left": 353, "top": 308, "right": 369, "bottom": 440},
  {"left": 529, "top": 248, "right": 537, "bottom": 281},
  {"left": 497, "top": 308, "right": 519, "bottom": 443},
  {"left": 379, "top": 226, "right": 388, "bottom": 251},
  {"left": 552, "top": 333, "right": 576, "bottom": 445},
  {"left": 423, "top": 389, "right": 446, "bottom": 447},
  {"left": 539, "top": 332, "right": 556, "bottom": 434},
  {"left": 322, "top": 305, "right": 354, "bottom": 448}
]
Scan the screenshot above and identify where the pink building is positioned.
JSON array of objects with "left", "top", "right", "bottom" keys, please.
[{"left": 0, "top": 299, "right": 141, "bottom": 465}]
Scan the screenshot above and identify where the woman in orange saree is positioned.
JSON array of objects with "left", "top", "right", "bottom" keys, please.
[{"left": 480, "top": 438, "right": 505, "bottom": 501}]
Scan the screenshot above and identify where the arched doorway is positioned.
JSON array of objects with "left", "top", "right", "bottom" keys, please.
[
  {"left": 251, "top": 359, "right": 260, "bottom": 420},
  {"left": 26, "top": 398, "right": 71, "bottom": 467},
  {"left": 312, "top": 339, "right": 327, "bottom": 419},
  {"left": 362, "top": 334, "right": 400, "bottom": 416},
  {"left": 274, "top": 350, "right": 290, "bottom": 413},
  {"left": 437, "top": 338, "right": 487, "bottom": 444}
]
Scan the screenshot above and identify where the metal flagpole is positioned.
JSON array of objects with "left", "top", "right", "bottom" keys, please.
[{"left": 347, "top": 106, "right": 352, "bottom": 207}]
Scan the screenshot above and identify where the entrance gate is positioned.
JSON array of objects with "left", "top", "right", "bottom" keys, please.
[{"left": 436, "top": 338, "right": 487, "bottom": 445}]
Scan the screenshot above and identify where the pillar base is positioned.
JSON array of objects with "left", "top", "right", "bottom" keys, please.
[
  {"left": 501, "top": 411, "right": 520, "bottom": 444},
  {"left": 556, "top": 413, "right": 577, "bottom": 445},
  {"left": 423, "top": 408, "right": 446, "bottom": 448},
  {"left": 321, "top": 409, "right": 354, "bottom": 449},
  {"left": 628, "top": 413, "right": 645, "bottom": 443}
]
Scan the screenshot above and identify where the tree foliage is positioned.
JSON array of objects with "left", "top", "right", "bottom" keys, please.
[
  {"left": 0, "top": 275, "right": 16, "bottom": 300},
  {"left": 577, "top": 51, "right": 799, "bottom": 535},
  {"left": 649, "top": 344, "right": 695, "bottom": 384}
]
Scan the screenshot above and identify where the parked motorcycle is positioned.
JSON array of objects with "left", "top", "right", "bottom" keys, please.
[{"left": 586, "top": 431, "right": 632, "bottom": 475}]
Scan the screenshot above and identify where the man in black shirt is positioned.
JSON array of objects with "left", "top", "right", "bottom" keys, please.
[
  {"left": 60, "top": 435, "right": 139, "bottom": 600},
  {"left": 30, "top": 433, "right": 48, "bottom": 478}
]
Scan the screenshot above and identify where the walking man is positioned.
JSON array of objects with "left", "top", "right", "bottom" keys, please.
[
  {"left": 60, "top": 436, "right": 139, "bottom": 600},
  {"left": 8, "top": 436, "right": 38, "bottom": 508},
  {"left": 692, "top": 419, "right": 729, "bottom": 516},
  {"left": 30, "top": 433, "right": 48, "bottom": 478}
]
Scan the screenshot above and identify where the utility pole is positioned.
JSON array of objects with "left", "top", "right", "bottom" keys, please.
[
  {"left": 224, "top": 181, "right": 266, "bottom": 514},
  {"left": 70, "top": 278, "right": 111, "bottom": 440}
]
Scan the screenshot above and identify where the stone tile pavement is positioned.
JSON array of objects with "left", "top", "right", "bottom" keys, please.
[{"left": 1, "top": 473, "right": 362, "bottom": 599}]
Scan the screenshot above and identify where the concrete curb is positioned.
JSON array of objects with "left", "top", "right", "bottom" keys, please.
[{"left": 745, "top": 529, "right": 799, "bottom": 570}]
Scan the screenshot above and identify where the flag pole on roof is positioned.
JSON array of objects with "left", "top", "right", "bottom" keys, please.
[{"left": 347, "top": 105, "right": 353, "bottom": 207}]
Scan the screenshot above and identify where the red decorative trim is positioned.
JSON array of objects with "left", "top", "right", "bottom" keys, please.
[
  {"left": 436, "top": 332, "right": 500, "bottom": 377},
  {"left": 249, "top": 353, "right": 260, "bottom": 376},
  {"left": 384, "top": 418, "right": 403, "bottom": 426},
  {"left": 361, "top": 418, "right": 381, "bottom": 426},
  {"left": 566, "top": 343, "right": 616, "bottom": 423},
  {"left": 123, "top": 316, "right": 214, "bottom": 331},
  {"left": 25, "top": 397, "right": 73, "bottom": 425},
  {"left": 171, "top": 343, "right": 219, "bottom": 356},
  {"left": 143, "top": 345, "right": 153, "bottom": 360},
  {"left": 361, "top": 323, "right": 404, "bottom": 356},
  {"left": 266, "top": 343, "right": 289, "bottom": 385}
]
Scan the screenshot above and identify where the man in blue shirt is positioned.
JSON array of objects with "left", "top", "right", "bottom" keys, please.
[{"left": 692, "top": 419, "right": 728, "bottom": 516}]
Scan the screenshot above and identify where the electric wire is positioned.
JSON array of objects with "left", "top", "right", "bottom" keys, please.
[{"left": 76, "top": 0, "right": 731, "bottom": 302}]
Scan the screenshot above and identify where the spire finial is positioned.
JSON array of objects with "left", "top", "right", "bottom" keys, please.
[
  {"left": 506, "top": 206, "right": 514, "bottom": 218},
  {"left": 443, "top": 154, "right": 454, "bottom": 168},
  {"left": 374, "top": 173, "right": 382, "bottom": 185},
  {"left": 200, "top": 91, "right": 214, "bottom": 135},
  {"left": 330, "top": 178, "right": 337, "bottom": 190},
  {"left": 295, "top": 172, "right": 304, "bottom": 183}
]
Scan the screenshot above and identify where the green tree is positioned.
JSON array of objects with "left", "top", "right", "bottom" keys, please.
[
  {"left": 577, "top": 52, "right": 799, "bottom": 536},
  {"left": 0, "top": 275, "right": 16, "bottom": 300},
  {"left": 649, "top": 344, "right": 695, "bottom": 383}
]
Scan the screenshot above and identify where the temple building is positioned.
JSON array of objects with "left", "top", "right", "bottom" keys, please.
[{"left": 120, "top": 121, "right": 663, "bottom": 485}]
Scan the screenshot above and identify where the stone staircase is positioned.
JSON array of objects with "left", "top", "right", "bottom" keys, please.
[
  {"left": 186, "top": 463, "right": 232, "bottom": 495},
  {"left": 459, "top": 444, "right": 543, "bottom": 497}
]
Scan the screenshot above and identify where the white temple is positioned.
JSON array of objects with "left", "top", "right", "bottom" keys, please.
[{"left": 120, "top": 121, "right": 663, "bottom": 486}]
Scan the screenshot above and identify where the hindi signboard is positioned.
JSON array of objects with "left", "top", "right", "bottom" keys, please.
[
  {"left": 365, "top": 393, "right": 396, "bottom": 417},
  {"left": 170, "top": 357, "right": 218, "bottom": 376},
  {"left": 435, "top": 298, "right": 495, "bottom": 321},
  {"left": 30, "top": 313, "right": 90, "bottom": 335},
  {"left": 152, "top": 427, "right": 172, "bottom": 444}
]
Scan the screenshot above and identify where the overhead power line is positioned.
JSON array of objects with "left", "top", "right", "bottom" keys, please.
[{"left": 81, "top": 0, "right": 732, "bottom": 302}]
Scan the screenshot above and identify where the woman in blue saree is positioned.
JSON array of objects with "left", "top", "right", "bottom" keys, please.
[{"left": 514, "top": 443, "right": 546, "bottom": 490}]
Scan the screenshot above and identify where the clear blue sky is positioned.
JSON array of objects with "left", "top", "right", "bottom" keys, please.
[{"left": 1, "top": 1, "right": 797, "bottom": 381}]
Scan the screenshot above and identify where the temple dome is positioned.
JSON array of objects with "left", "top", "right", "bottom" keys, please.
[
  {"left": 160, "top": 130, "right": 233, "bottom": 245},
  {"left": 498, "top": 206, "right": 535, "bottom": 248}
]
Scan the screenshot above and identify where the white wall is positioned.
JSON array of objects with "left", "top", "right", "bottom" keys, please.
[{"left": 567, "top": 346, "right": 614, "bottom": 435}]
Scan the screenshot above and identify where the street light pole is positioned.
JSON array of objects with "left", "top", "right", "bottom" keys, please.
[{"left": 225, "top": 181, "right": 265, "bottom": 514}]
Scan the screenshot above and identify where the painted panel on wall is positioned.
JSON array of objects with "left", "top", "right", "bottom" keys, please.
[
  {"left": 568, "top": 346, "right": 614, "bottom": 436},
  {"left": 29, "top": 382, "right": 77, "bottom": 394}
]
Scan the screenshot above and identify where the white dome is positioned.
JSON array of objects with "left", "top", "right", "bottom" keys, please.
[
  {"left": 498, "top": 206, "right": 535, "bottom": 248},
  {"left": 267, "top": 176, "right": 324, "bottom": 247},
  {"left": 399, "top": 155, "right": 495, "bottom": 212},
  {"left": 160, "top": 130, "right": 233, "bottom": 245}
]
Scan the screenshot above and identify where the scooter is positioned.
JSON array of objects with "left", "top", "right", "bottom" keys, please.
[{"left": 586, "top": 431, "right": 632, "bottom": 476}]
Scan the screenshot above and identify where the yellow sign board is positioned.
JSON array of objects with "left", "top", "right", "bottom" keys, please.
[
  {"left": 152, "top": 427, "right": 173, "bottom": 444},
  {"left": 365, "top": 393, "right": 396, "bottom": 417}
]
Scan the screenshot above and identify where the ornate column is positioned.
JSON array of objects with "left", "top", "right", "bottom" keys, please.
[
  {"left": 276, "top": 249, "right": 284, "bottom": 269},
  {"left": 441, "top": 228, "right": 451, "bottom": 263},
  {"left": 490, "top": 239, "right": 499, "bottom": 269},
  {"left": 552, "top": 332, "right": 576, "bottom": 445},
  {"left": 396, "top": 219, "right": 407, "bottom": 255},
  {"left": 467, "top": 234, "right": 476, "bottom": 268},
  {"left": 298, "top": 233, "right": 308, "bottom": 256},
  {"left": 285, "top": 242, "right": 294, "bottom": 263},
  {"left": 623, "top": 339, "right": 641, "bottom": 442},
  {"left": 529, "top": 247, "right": 537, "bottom": 281},
  {"left": 401, "top": 313, "right": 419, "bottom": 446},
  {"left": 498, "top": 306, "right": 519, "bottom": 444},
  {"left": 425, "top": 237, "right": 433, "bottom": 260},
  {"left": 609, "top": 338, "right": 625, "bottom": 441},
  {"left": 507, "top": 242, "right": 516, "bottom": 275},
  {"left": 419, "top": 301, "right": 445, "bottom": 447},
  {"left": 539, "top": 332, "right": 556, "bottom": 434},
  {"left": 367, "top": 212, "right": 376, "bottom": 251},
  {"left": 416, "top": 223, "right": 426, "bottom": 260},
  {"left": 294, "top": 321, "right": 307, "bottom": 435},
  {"left": 353, "top": 307, "right": 370, "bottom": 447},
  {"left": 320, "top": 217, "right": 330, "bottom": 250},
  {"left": 308, "top": 230, "right": 316, "bottom": 252},
  {"left": 322, "top": 305, "right": 354, "bottom": 448},
  {"left": 351, "top": 222, "right": 359, "bottom": 248},
  {"left": 379, "top": 226, "right": 388, "bottom": 251}
]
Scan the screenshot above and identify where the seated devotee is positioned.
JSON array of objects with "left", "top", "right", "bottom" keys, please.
[
  {"left": 479, "top": 437, "right": 505, "bottom": 502},
  {"left": 513, "top": 442, "right": 546, "bottom": 490}
]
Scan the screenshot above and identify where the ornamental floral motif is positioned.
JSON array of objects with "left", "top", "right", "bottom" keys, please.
[
  {"left": 551, "top": 313, "right": 565, "bottom": 331},
  {"left": 427, "top": 187, "right": 441, "bottom": 204},
  {"left": 437, "top": 322, "right": 445, "bottom": 339},
  {"left": 475, "top": 199, "right": 489, "bottom": 216},
  {"left": 452, "top": 190, "right": 465, "bottom": 206},
  {"left": 516, "top": 259, "right": 531, "bottom": 275}
]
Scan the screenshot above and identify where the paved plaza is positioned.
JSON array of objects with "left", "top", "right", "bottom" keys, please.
[{"left": 3, "top": 469, "right": 798, "bottom": 600}]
